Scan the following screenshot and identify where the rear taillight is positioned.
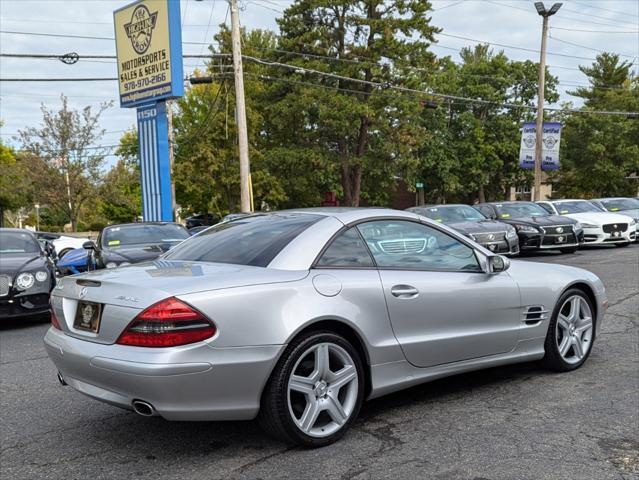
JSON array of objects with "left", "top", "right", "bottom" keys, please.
[
  {"left": 50, "top": 309, "right": 61, "bottom": 330},
  {"left": 116, "top": 297, "right": 216, "bottom": 347}
]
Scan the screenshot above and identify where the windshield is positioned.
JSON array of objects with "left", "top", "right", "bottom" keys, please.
[
  {"left": 0, "top": 231, "right": 41, "bottom": 254},
  {"left": 599, "top": 198, "right": 639, "bottom": 212},
  {"left": 418, "top": 206, "right": 486, "bottom": 223},
  {"left": 554, "top": 201, "right": 602, "bottom": 214},
  {"left": 102, "top": 224, "right": 189, "bottom": 248},
  {"left": 494, "top": 202, "right": 549, "bottom": 219},
  {"left": 164, "top": 213, "right": 321, "bottom": 267}
]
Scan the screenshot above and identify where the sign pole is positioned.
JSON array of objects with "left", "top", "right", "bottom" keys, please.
[
  {"left": 230, "top": 0, "right": 252, "bottom": 213},
  {"left": 534, "top": 14, "right": 549, "bottom": 201},
  {"left": 114, "top": 0, "right": 183, "bottom": 222}
]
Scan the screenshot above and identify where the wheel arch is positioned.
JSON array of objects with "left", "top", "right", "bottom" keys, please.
[
  {"left": 563, "top": 281, "right": 598, "bottom": 324},
  {"left": 272, "top": 318, "right": 373, "bottom": 399}
]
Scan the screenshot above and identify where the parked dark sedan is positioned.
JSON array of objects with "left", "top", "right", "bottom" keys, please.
[
  {"left": 408, "top": 205, "right": 519, "bottom": 255},
  {"left": 475, "top": 202, "right": 584, "bottom": 253},
  {"left": 0, "top": 228, "right": 56, "bottom": 319},
  {"left": 80, "top": 222, "right": 190, "bottom": 271},
  {"left": 185, "top": 213, "right": 219, "bottom": 230}
]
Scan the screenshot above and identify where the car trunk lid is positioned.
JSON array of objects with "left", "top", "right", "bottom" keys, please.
[{"left": 51, "top": 261, "right": 307, "bottom": 344}]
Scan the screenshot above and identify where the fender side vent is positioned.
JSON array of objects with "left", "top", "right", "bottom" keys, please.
[
  {"left": 522, "top": 306, "right": 549, "bottom": 325},
  {"left": 76, "top": 279, "right": 101, "bottom": 287}
]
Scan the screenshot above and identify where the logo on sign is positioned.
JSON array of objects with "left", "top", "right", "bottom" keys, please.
[
  {"left": 523, "top": 135, "right": 535, "bottom": 149},
  {"left": 124, "top": 5, "right": 158, "bottom": 54},
  {"left": 543, "top": 136, "right": 558, "bottom": 149}
]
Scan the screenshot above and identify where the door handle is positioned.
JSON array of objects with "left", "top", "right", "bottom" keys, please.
[{"left": 391, "top": 285, "right": 419, "bottom": 298}]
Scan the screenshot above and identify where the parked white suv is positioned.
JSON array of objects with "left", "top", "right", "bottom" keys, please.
[{"left": 537, "top": 200, "right": 636, "bottom": 247}]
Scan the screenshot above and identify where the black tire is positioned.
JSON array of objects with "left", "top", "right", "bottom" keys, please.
[
  {"left": 560, "top": 247, "right": 578, "bottom": 254},
  {"left": 542, "top": 288, "right": 595, "bottom": 372},
  {"left": 615, "top": 242, "right": 630, "bottom": 248},
  {"left": 258, "top": 330, "right": 365, "bottom": 448}
]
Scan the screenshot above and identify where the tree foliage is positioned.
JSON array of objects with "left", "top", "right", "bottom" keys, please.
[
  {"left": 17, "top": 96, "right": 113, "bottom": 231},
  {"left": 552, "top": 53, "right": 639, "bottom": 197}
]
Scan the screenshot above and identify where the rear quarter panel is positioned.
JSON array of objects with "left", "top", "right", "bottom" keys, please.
[{"left": 178, "top": 271, "right": 405, "bottom": 366}]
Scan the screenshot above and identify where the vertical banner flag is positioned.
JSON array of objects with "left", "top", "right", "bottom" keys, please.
[
  {"left": 519, "top": 122, "right": 562, "bottom": 171},
  {"left": 136, "top": 102, "right": 173, "bottom": 221}
]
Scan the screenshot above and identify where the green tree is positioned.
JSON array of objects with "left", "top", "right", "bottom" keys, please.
[
  {"left": 410, "top": 46, "right": 558, "bottom": 203},
  {"left": 271, "top": 0, "right": 440, "bottom": 206},
  {"left": 553, "top": 53, "right": 639, "bottom": 197},
  {"left": 17, "top": 95, "right": 113, "bottom": 231},
  {"left": 173, "top": 29, "right": 285, "bottom": 216}
]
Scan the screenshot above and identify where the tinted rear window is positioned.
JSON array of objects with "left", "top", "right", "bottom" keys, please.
[{"left": 164, "top": 214, "right": 321, "bottom": 267}]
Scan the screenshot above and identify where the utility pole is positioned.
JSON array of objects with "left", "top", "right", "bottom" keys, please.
[
  {"left": 533, "top": 2, "right": 562, "bottom": 201},
  {"left": 229, "top": 0, "right": 252, "bottom": 213}
]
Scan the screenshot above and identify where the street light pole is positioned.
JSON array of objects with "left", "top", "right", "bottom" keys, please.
[
  {"left": 533, "top": 2, "right": 561, "bottom": 201},
  {"left": 229, "top": 0, "right": 252, "bottom": 213}
]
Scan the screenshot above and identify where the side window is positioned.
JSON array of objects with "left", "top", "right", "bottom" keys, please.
[
  {"left": 537, "top": 202, "right": 555, "bottom": 214},
  {"left": 476, "top": 205, "right": 495, "bottom": 219},
  {"left": 316, "top": 228, "right": 374, "bottom": 268},
  {"left": 356, "top": 220, "right": 481, "bottom": 272}
]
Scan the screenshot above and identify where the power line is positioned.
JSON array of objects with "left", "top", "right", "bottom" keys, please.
[
  {"left": 2, "top": 52, "right": 631, "bottom": 93},
  {"left": 436, "top": 32, "right": 598, "bottom": 61},
  {"left": 569, "top": 0, "right": 639, "bottom": 19},
  {"left": 550, "top": 26, "right": 639, "bottom": 34},
  {"left": 549, "top": 34, "right": 637, "bottom": 59},
  {"left": 486, "top": 1, "right": 639, "bottom": 30},
  {"left": 2, "top": 27, "right": 622, "bottom": 62}
]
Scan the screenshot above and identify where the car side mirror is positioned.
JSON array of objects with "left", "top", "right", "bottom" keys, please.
[
  {"left": 44, "top": 241, "right": 56, "bottom": 257},
  {"left": 488, "top": 255, "right": 510, "bottom": 274},
  {"left": 83, "top": 241, "right": 97, "bottom": 250}
]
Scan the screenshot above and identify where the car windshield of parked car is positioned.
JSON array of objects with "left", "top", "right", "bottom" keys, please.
[
  {"left": 164, "top": 213, "right": 321, "bottom": 267},
  {"left": 554, "top": 201, "right": 602, "bottom": 214},
  {"left": 0, "top": 231, "right": 40, "bottom": 254},
  {"left": 419, "top": 206, "right": 486, "bottom": 223},
  {"left": 600, "top": 198, "right": 639, "bottom": 211},
  {"left": 102, "top": 224, "right": 189, "bottom": 248},
  {"left": 494, "top": 202, "right": 549, "bottom": 219}
]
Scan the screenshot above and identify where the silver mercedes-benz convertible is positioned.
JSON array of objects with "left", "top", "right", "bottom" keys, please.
[{"left": 45, "top": 208, "right": 607, "bottom": 447}]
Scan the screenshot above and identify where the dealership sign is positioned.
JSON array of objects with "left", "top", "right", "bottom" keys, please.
[
  {"left": 519, "top": 122, "right": 562, "bottom": 171},
  {"left": 114, "top": 0, "right": 183, "bottom": 108}
]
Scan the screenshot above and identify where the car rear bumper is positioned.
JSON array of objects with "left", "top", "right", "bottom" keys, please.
[{"left": 44, "top": 327, "right": 284, "bottom": 420}]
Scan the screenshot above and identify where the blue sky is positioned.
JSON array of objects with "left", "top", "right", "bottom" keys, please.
[{"left": 1, "top": 0, "right": 637, "bottom": 164}]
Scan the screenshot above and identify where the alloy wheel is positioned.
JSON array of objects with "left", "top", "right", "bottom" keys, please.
[
  {"left": 287, "top": 342, "right": 359, "bottom": 438},
  {"left": 555, "top": 295, "right": 594, "bottom": 365}
]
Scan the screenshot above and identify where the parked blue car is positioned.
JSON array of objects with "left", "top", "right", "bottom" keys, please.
[{"left": 56, "top": 247, "right": 93, "bottom": 276}]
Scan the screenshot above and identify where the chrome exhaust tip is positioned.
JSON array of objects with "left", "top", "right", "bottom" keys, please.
[
  {"left": 57, "top": 371, "right": 67, "bottom": 386},
  {"left": 131, "top": 400, "right": 155, "bottom": 417}
]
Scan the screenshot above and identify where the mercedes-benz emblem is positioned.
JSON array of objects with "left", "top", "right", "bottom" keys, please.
[
  {"left": 79, "top": 287, "right": 87, "bottom": 299},
  {"left": 488, "top": 234, "right": 495, "bottom": 241},
  {"left": 556, "top": 227, "right": 564, "bottom": 233},
  {"left": 613, "top": 224, "right": 618, "bottom": 229}
]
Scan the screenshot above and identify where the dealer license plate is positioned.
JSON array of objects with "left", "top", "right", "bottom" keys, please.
[{"left": 74, "top": 301, "right": 102, "bottom": 333}]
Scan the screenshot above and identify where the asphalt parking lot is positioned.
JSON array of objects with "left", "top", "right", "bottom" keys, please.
[{"left": 1, "top": 245, "right": 637, "bottom": 480}]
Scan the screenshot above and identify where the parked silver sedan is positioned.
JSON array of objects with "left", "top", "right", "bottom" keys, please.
[{"left": 45, "top": 208, "right": 607, "bottom": 447}]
